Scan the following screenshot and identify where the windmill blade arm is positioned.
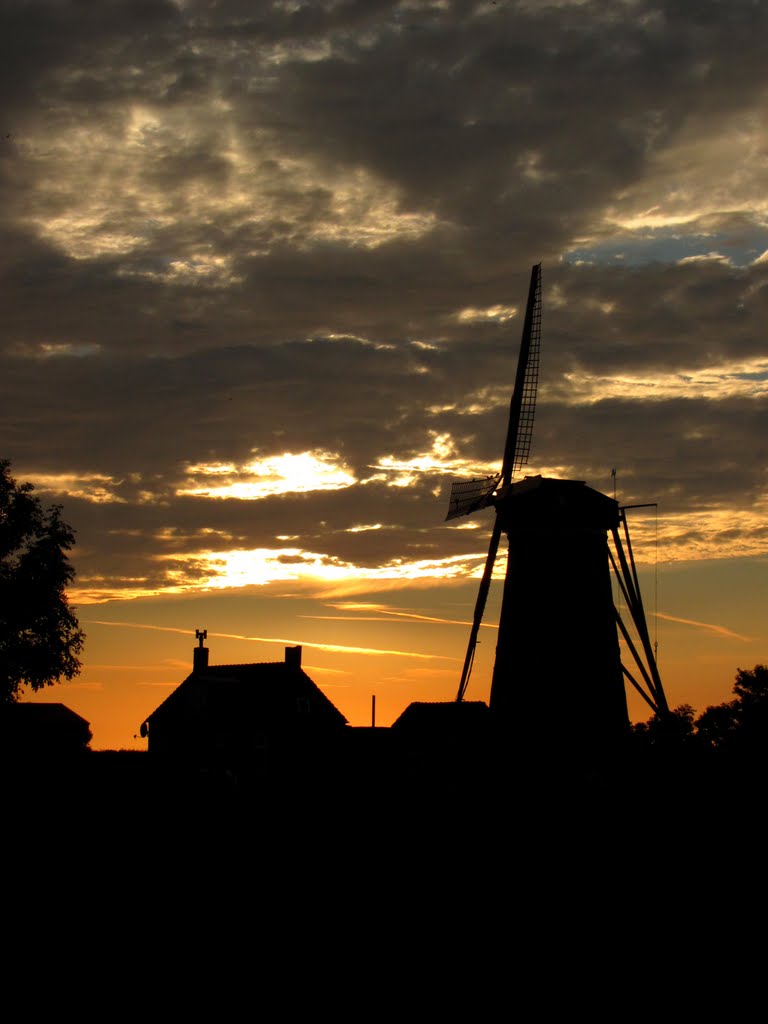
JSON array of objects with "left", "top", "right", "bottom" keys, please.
[{"left": 456, "top": 518, "right": 503, "bottom": 701}]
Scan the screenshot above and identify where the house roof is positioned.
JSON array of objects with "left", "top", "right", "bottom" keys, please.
[
  {"left": 141, "top": 660, "right": 348, "bottom": 731},
  {"left": 0, "top": 703, "right": 92, "bottom": 750},
  {"left": 0, "top": 702, "right": 91, "bottom": 729},
  {"left": 391, "top": 700, "right": 490, "bottom": 735}
]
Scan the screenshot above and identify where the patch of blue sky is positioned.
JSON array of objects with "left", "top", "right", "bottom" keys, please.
[
  {"left": 733, "top": 369, "right": 768, "bottom": 382},
  {"left": 564, "top": 226, "right": 768, "bottom": 268}
]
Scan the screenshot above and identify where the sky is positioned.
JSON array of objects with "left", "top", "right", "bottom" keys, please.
[{"left": 3, "top": 0, "right": 768, "bottom": 750}]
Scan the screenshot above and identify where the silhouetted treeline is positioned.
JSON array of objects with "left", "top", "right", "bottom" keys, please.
[
  {"left": 621, "top": 664, "right": 768, "bottom": 824},
  {"left": 631, "top": 664, "right": 768, "bottom": 759}
]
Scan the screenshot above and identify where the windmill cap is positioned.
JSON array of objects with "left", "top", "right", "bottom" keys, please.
[{"left": 498, "top": 476, "right": 620, "bottom": 530}]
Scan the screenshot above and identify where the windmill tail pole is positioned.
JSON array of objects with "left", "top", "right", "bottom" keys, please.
[
  {"left": 611, "top": 514, "right": 670, "bottom": 719},
  {"left": 620, "top": 509, "right": 669, "bottom": 716}
]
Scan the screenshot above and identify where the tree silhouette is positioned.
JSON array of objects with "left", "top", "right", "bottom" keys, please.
[
  {"left": 0, "top": 460, "right": 85, "bottom": 703},
  {"left": 695, "top": 665, "right": 768, "bottom": 758},
  {"left": 631, "top": 703, "right": 696, "bottom": 749},
  {"left": 694, "top": 700, "right": 740, "bottom": 752}
]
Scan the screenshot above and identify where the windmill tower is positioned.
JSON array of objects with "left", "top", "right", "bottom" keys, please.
[{"left": 447, "top": 264, "right": 669, "bottom": 764}]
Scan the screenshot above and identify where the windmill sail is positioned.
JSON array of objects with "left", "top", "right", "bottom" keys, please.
[
  {"left": 501, "top": 262, "right": 542, "bottom": 485},
  {"left": 454, "top": 263, "right": 542, "bottom": 702},
  {"left": 445, "top": 473, "right": 501, "bottom": 521}
]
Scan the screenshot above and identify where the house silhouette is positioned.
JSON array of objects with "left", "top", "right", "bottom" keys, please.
[
  {"left": 0, "top": 702, "right": 92, "bottom": 759},
  {"left": 139, "top": 635, "right": 348, "bottom": 778},
  {"left": 391, "top": 700, "right": 490, "bottom": 753}
]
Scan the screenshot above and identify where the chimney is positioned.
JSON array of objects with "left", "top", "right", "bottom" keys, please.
[
  {"left": 194, "top": 628, "right": 209, "bottom": 672},
  {"left": 285, "top": 645, "right": 302, "bottom": 669}
]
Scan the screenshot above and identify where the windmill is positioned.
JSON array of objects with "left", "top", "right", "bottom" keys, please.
[{"left": 446, "top": 264, "right": 669, "bottom": 758}]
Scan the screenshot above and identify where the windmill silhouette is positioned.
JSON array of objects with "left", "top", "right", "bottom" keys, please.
[{"left": 446, "top": 264, "right": 669, "bottom": 759}]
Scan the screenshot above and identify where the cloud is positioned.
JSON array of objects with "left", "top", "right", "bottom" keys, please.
[
  {"left": 3, "top": 0, "right": 768, "bottom": 628},
  {"left": 655, "top": 612, "right": 752, "bottom": 643},
  {"left": 82, "top": 618, "right": 457, "bottom": 660}
]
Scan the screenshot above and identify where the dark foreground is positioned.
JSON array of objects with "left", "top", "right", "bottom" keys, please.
[
  {"left": 8, "top": 743, "right": 766, "bottom": 858},
  {"left": 5, "top": 744, "right": 766, "bottom": 1008}
]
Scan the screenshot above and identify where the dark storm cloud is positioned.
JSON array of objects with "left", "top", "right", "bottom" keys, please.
[
  {"left": 2, "top": 335, "right": 456, "bottom": 473},
  {"left": 543, "top": 261, "right": 768, "bottom": 373},
  {"left": 256, "top": 0, "right": 768, "bottom": 249},
  {"left": 3, "top": 0, "right": 766, "bottom": 350},
  {"left": 2, "top": 0, "right": 768, "bottom": 596},
  {"left": 536, "top": 393, "right": 768, "bottom": 509}
]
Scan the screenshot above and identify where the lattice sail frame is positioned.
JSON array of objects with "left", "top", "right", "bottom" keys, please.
[
  {"left": 511, "top": 266, "right": 541, "bottom": 477},
  {"left": 446, "top": 474, "right": 501, "bottom": 522}
]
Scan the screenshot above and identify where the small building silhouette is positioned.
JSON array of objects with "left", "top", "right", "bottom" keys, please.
[
  {"left": 0, "top": 703, "right": 92, "bottom": 759},
  {"left": 139, "top": 634, "right": 348, "bottom": 776},
  {"left": 391, "top": 700, "right": 490, "bottom": 754}
]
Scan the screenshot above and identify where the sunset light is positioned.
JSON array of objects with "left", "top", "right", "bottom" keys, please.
[
  {"left": 178, "top": 451, "right": 357, "bottom": 499},
  {"left": 5, "top": 0, "right": 767, "bottom": 758}
]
